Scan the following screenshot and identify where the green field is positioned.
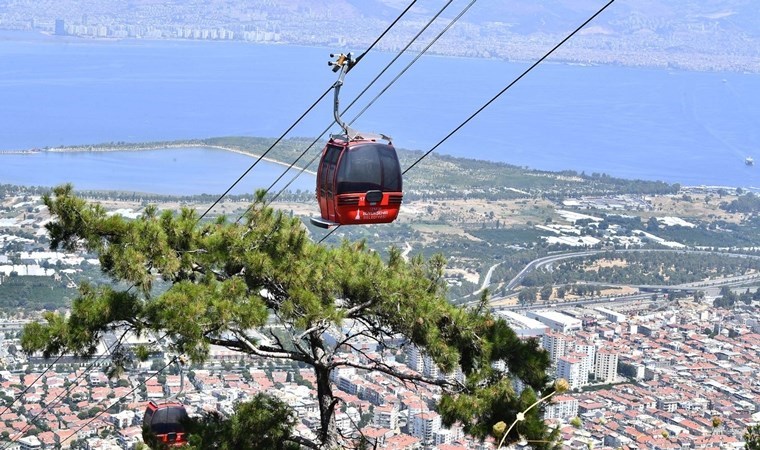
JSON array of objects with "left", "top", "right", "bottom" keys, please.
[{"left": 0, "top": 275, "right": 75, "bottom": 311}]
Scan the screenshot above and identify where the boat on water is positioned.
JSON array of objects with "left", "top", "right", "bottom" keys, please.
[{"left": 747, "top": 157, "right": 754, "bottom": 166}]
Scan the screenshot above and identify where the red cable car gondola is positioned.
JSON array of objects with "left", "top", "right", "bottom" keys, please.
[
  {"left": 311, "top": 53, "right": 403, "bottom": 229},
  {"left": 143, "top": 400, "right": 188, "bottom": 446},
  {"left": 142, "top": 357, "right": 189, "bottom": 447}
]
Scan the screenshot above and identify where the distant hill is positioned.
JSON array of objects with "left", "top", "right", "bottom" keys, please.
[
  {"left": 1, "top": 0, "right": 758, "bottom": 71},
  {"left": 374, "top": 0, "right": 760, "bottom": 39},
  {"left": 336, "top": 0, "right": 760, "bottom": 71}
]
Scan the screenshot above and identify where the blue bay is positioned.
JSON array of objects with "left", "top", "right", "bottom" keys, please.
[
  {"left": 0, "top": 148, "right": 314, "bottom": 195},
  {"left": 1, "top": 31, "right": 759, "bottom": 191}
]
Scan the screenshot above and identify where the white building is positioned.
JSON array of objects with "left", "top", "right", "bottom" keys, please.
[
  {"left": 18, "top": 436, "right": 41, "bottom": 450},
  {"left": 406, "top": 345, "right": 424, "bottom": 373},
  {"left": 595, "top": 348, "right": 619, "bottom": 383},
  {"left": 566, "top": 351, "right": 591, "bottom": 386},
  {"left": 595, "top": 306, "right": 626, "bottom": 323},
  {"left": 422, "top": 354, "right": 440, "bottom": 379},
  {"left": 544, "top": 395, "right": 579, "bottom": 420},
  {"left": 407, "top": 346, "right": 442, "bottom": 379},
  {"left": 542, "top": 332, "right": 568, "bottom": 366},
  {"left": 557, "top": 356, "right": 584, "bottom": 390},
  {"left": 373, "top": 404, "right": 399, "bottom": 430},
  {"left": 496, "top": 310, "right": 549, "bottom": 338},
  {"left": 338, "top": 375, "right": 360, "bottom": 395},
  {"left": 410, "top": 411, "right": 441, "bottom": 446},
  {"left": 109, "top": 410, "right": 136, "bottom": 429},
  {"left": 527, "top": 310, "right": 582, "bottom": 333},
  {"left": 435, "top": 426, "right": 464, "bottom": 445},
  {"left": 571, "top": 341, "right": 596, "bottom": 376}
]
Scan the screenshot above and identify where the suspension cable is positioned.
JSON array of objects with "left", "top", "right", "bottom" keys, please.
[
  {"left": 347, "top": 0, "right": 478, "bottom": 129},
  {"left": 235, "top": 0, "right": 458, "bottom": 223},
  {"left": 403, "top": 0, "right": 616, "bottom": 175},
  {"left": 58, "top": 357, "right": 178, "bottom": 447},
  {"left": 0, "top": 354, "right": 63, "bottom": 419},
  {"left": 350, "top": 0, "right": 420, "bottom": 71},
  {"left": 1, "top": 331, "right": 129, "bottom": 450},
  {"left": 195, "top": 86, "right": 332, "bottom": 223},
  {"left": 271, "top": 0, "right": 476, "bottom": 203},
  {"left": 197, "top": 0, "right": 420, "bottom": 222},
  {"left": 319, "top": 225, "right": 340, "bottom": 244},
  {"left": 322, "top": 0, "right": 616, "bottom": 244}
]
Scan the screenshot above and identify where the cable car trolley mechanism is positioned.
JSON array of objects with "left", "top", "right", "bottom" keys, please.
[{"left": 311, "top": 53, "right": 403, "bottom": 229}]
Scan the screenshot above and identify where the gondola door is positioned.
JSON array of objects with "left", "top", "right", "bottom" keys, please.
[{"left": 317, "top": 142, "right": 344, "bottom": 223}]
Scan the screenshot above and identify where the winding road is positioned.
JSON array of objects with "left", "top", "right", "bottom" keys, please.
[
  {"left": 504, "top": 249, "right": 760, "bottom": 294},
  {"left": 459, "top": 249, "right": 760, "bottom": 307}
]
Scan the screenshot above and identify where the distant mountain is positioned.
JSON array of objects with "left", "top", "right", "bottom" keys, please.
[
  {"left": 1, "top": 0, "right": 758, "bottom": 71},
  {"left": 287, "top": 0, "right": 760, "bottom": 64},
  {"left": 398, "top": 0, "right": 760, "bottom": 39}
]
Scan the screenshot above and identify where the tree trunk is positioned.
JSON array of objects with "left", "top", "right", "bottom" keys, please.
[{"left": 314, "top": 364, "right": 340, "bottom": 449}]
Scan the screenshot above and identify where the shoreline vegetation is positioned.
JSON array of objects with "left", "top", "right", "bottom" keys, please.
[
  {"left": 43, "top": 141, "right": 318, "bottom": 176},
  {"left": 2, "top": 138, "right": 759, "bottom": 301},
  {"left": 3, "top": 136, "right": 753, "bottom": 197},
  {"left": 29, "top": 136, "right": 683, "bottom": 195}
]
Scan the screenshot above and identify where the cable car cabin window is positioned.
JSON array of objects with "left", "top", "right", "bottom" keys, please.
[
  {"left": 143, "top": 408, "right": 154, "bottom": 428},
  {"left": 149, "top": 406, "right": 188, "bottom": 435},
  {"left": 321, "top": 145, "right": 342, "bottom": 194},
  {"left": 379, "top": 149, "right": 402, "bottom": 192},
  {"left": 337, "top": 143, "right": 398, "bottom": 194}
]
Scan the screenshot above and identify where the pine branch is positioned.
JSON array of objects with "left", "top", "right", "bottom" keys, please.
[
  {"left": 206, "top": 332, "right": 309, "bottom": 363},
  {"left": 344, "top": 299, "right": 376, "bottom": 317},
  {"left": 271, "top": 310, "right": 314, "bottom": 360},
  {"left": 333, "top": 359, "right": 463, "bottom": 392}
]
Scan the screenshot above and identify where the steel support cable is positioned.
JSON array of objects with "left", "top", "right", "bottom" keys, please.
[
  {"left": 346, "top": 0, "right": 478, "bottom": 134},
  {"left": 197, "top": 0, "right": 420, "bottom": 223},
  {"left": 349, "top": 0, "right": 420, "bottom": 71},
  {"left": 403, "top": 0, "right": 616, "bottom": 175},
  {"left": 195, "top": 86, "right": 332, "bottom": 223},
  {"left": 1, "top": 330, "right": 129, "bottom": 450},
  {"left": 322, "top": 0, "right": 616, "bottom": 244},
  {"left": 58, "top": 357, "right": 178, "bottom": 447},
  {"left": 315, "top": 0, "right": 479, "bottom": 245},
  {"left": 266, "top": 0, "right": 475, "bottom": 209},
  {"left": 1, "top": 333, "right": 126, "bottom": 449},
  {"left": 0, "top": 354, "right": 63, "bottom": 419},
  {"left": 319, "top": 224, "right": 341, "bottom": 244},
  {"left": 235, "top": 0, "right": 457, "bottom": 223}
]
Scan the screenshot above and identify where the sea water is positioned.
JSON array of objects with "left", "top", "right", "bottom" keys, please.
[{"left": 1, "top": 30, "right": 758, "bottom": 193}]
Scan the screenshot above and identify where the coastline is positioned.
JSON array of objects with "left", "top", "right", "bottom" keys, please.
[
  {"left": 6, "top": 139, "right": 756, "bottom": 193},
  {"left": 44, "top": 143, "right": 318, "bottom": 176},
  {"left": 3, "top": 29, "right": 758, "bottom": 75}
]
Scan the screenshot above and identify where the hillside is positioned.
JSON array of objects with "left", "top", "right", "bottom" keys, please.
[{"left": 2, "top": 0, "right": 759, "bottom": 72}]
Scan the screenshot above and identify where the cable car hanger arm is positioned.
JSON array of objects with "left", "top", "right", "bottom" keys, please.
[{"left": 328, "top": 53, "right": 392, "bottom": 143}]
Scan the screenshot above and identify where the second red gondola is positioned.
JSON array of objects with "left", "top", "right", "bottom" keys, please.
[{"left": 143, "top": 400, "right": 189, "bottom": 446}]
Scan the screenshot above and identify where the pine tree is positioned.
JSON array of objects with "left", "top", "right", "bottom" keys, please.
[
  {"left": 143, "top": 394, "right": 299, "bottom": 450},
  {"left": 22, "top": 185, "right": 557, "bottom": 449},
  {"left": 746, "top": 424, "right": 760, "bottom": 450}
]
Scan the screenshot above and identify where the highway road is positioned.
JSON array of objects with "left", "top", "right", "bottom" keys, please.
[
  {"left": 503, "top": 249, "right": 760, "bottom": 294},
  {"left": 461, "top": 249, "right": 760, "bottom": 307}
]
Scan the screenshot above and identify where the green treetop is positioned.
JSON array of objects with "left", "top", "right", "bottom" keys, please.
[
  {"left": 746, "top": 424, "right": 760, "bottom": 450},
  {"left": 22, "top": 184, "right": 556, "bottom": 449}
]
